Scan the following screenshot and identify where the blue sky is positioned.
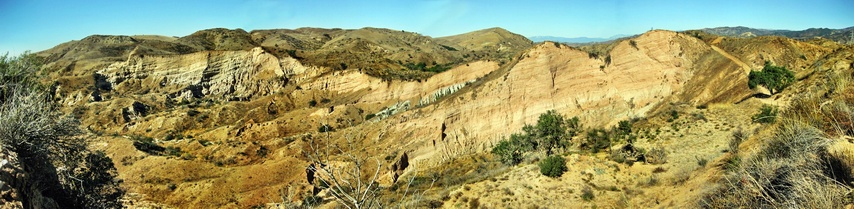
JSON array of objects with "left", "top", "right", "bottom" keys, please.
[{"left": 1, "top": 0, "right": 852, "bottom": 55}]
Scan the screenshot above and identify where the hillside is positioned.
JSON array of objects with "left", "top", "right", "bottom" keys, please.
[
  {"left": 3, "top": 26, "right": 853, "bottom": 208},
  {"left": 38, "top": 27, "right": 532, "bottom": 82}
]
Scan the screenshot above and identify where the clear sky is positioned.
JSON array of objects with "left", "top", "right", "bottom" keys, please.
[{"left": 1, "top": 0, "right": 852, "bottom": 55}]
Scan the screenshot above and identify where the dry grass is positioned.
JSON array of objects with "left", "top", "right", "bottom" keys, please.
[
  {"left": 700, "top": 71, "right": 854, "bottom": 208},
  {"left": 700, "top": 119, "right": 853, "bottom": 208}
]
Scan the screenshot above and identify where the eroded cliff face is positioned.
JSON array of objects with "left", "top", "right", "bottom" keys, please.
[
  {"left": 98, "top": 47, "right": 286, "bottom": 102},
  {"left": 373, "top": 31, "right": 754, "bottom": 166},
  {"left": 41, "top": 29, "right": 776, "bottom": 208}
]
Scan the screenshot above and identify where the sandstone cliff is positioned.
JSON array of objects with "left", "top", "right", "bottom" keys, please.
[{"left": 31, "top": 27, "right": 851, "bottom": 208}]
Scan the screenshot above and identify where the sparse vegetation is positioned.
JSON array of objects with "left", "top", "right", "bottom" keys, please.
[
  {"left": 303, "top": 129, "right": 383, "bottom": 209},
  {"left": 581, "top": 186, "right": 595, "bottom": 201},
  {"left": 729, "top": 128, "right": 746, "bottom": 154},
  {"left": 701, "top": 79, "right": 854, "bottom": 209},
  {"left": 702, "top": 120, "right": 853, "bottom": 208},
  {"left": 644, "top": 148, "right": 667, "bottom": 164},
  {"left": 752, "top": 104, "right": 778, "bottom": 124},
  {"left": 584, "top": 128, "right": 611, "bottom": 153}
]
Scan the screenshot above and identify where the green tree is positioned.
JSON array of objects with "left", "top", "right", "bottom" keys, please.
[
  {"left": 519, "top": 125, "right": 538, "bottom": 151},
  {"left": 562, "top": 116, "right": 582, "bottom": 150},
  {"left": 748, "top": 62, "right": 795, "bottom": 94},
  {"left": 510, "top": 132, "right": 535, "bottom": 152},
  {"left": 534, "top": 110, "right": 567, "bottom": 154}
]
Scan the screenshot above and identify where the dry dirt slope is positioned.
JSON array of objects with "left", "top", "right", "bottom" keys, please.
[{"left": 31, "top": 27, "right": 854, "bottom": 208}]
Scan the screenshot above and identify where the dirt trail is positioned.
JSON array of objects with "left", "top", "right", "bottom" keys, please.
[
  {"left": 708, "top": 38, "right": 790, "bottom": 106},
  {"left": 710, "top": 37, "right": 752, "bottom": 74}
]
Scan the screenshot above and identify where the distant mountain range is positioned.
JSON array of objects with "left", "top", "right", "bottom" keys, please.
[
  {"left": 532, "top": 26, "right": 854, "bottom": 44},
  {"left": 698, "top": 26, "right": 854, "bottom": 43}
]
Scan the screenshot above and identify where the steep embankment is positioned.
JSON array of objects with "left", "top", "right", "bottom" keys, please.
[{"left": 368, "top": 30, "right": 753, "bottom": 167}]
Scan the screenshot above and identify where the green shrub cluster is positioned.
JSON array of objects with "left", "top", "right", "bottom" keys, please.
[
  {"left": 748, "top": 62, "right": 795, "bottom": 94},
  {"left": 491, "top": 136, "right": 523, "bottom": 165},
  {"left": 402, "top": 62, "right": 453, "bottom": 73},
  {"left": 492, "top": 110, "right": 582, "bottom": 165},
  {"left": 538, "top": 155, "right": 568, "bottom": 178}
]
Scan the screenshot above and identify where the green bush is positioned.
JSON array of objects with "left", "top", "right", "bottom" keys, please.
[
  {"left": 491, "top": 138, "right": 522, "bottom": 166},
  {"left": 538, "top": 155, "right": 567, "bottom": 177},
  {"left": 492, "top": 110, "right": 582, "bottom": 165},
  {"left": 752, "top": 105, "right": 778, "bottom": 124},
  {"left": 748, "top": 62, "right": 795, "bottom": 94}
]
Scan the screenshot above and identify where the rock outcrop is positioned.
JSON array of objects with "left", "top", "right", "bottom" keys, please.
[
  {"left": 99, "top": 47, "right": 287, "bottom": 103},
  {"left": 0, "top": 148, "right": 62, "bottom": 209},
  {"left": 0, "top": 148, "right": 25, "bottom": 209}
]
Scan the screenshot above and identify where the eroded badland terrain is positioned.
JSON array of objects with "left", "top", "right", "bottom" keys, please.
[{"left": 3, "top": 26, "right": 854, "bottom": 208}]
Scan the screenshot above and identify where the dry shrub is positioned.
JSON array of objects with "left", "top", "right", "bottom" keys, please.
[
  {"left": 0, "top": 53, "right": 124, "bottom": 209},
  {"left": 700, "top": 120, "right": 853, "bottom": 208},
  {"left": 468, "top": 197, "right": 480, "bottom": 209},
  {"left": 644, "top": 148, "right": 667, "bottom": 164},
  {"left": 729, "top": 128, "right": 747, "bottom": 154},
  {"left": 786, "top": 83, "right": 854, "bottom": 137}
]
